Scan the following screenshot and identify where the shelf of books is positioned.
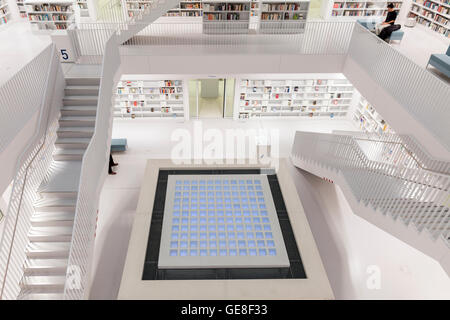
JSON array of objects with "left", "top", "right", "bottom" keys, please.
[
  {"left": 16, "top": 0, "right": 28, "bottom": 18},
  {"left": 250, "top": 0, "right": 259, "bottom": 17},
  {"left": 114, "top": 79, "right": 185, "bottom": 119},
  {"left": 125, "top": 0, "right": 153, "bottom": 18},
  {"left": 259, "top": 0, "right": 309, "bottom": 33},
  {"left": 327, "top": 1, "right": 402, "bottom": 18},
  {"left": 76, "top": 0, "right": 89, "bottom": 17},
  {"left": 353, "top": 97, "right": 393, "bottom": 133},
  {"left": 165, "top": 0, "right": 203, "bottom": 17},
  {"left": 24, "top": 0, "right": 74, "bottom": 30},
  {"left": 408, "top": 0, "right": 450, "bottom": 38},
  {"left": 0, "top": 0, "right": 11, "bottom": 25},
  {"left": 237, "top": 78, "right": 354, "bottom": 119},
  {"left": 202, "top": 1, "right": 251, "bottom": 34}
]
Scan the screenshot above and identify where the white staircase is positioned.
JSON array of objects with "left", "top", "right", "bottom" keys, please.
[
  {"left": 290, "top": 131, "right": 450, "bottom": 276},
  {"left": 17, "top": 76, "right": 100, "bottom": 300},
  {"left": 97, "top": 0, "right": 182, "bottom": 45}
]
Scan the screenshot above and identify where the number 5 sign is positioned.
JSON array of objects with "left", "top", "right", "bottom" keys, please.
[{"left": 51, "top": 30, "right": 77, "bottom": 63}]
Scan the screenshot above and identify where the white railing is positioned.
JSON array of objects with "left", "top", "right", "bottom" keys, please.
[
  {"left": 72, "top": 21, "right": 355, "bottom": 56},
  {"left": 346, "top": 23, "right": 450, "bottom": 151},
  {"left": 0, "top": 45, "right": 63, "bottom": 300},
  {"left": 291, "top": 131, "right": 450, "bottom": 244},
  {"left": 63, "top": 35, "right": 120, "bottom": 300},
  {"left": 123, "top": 21, "right": 355, "bottom": 54},
  {"left": 0, "top": 45, "right": 55, "bottom": 153}
]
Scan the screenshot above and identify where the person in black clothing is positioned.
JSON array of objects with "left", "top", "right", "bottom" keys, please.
[
  {"left": 375, "top": 3, "right": 398, "bottom": 35},
  {"left": 109, "top": 154, "right": 118, "bottom": 175}
]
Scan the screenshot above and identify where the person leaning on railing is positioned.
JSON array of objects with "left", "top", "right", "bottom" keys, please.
[{"left": 375, "top": 3, "right": 397, "bottom": 35}]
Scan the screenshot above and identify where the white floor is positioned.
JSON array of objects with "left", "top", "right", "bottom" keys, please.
[
  {"left": 0, "top": 21, "right": 51, "bottom": 86},
  {"left": 390, "top": 23, "right": 450, "bottom": 82},
  {"left": 90, "top": 117, "right": 450, "bottom": 299}
]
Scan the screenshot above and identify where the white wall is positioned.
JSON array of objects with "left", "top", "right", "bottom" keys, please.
[
  {"left": 119, "top": 53, "right": 347, "bottom": 75},
  {"left": 0, "top": 111, "right": 39, "bottom": 195},
  {"left": 343, "top": 57, "right": 450, "bottom": 160},
  {"left": 287, "top": 163, "right": 450, "bottom": 299}
]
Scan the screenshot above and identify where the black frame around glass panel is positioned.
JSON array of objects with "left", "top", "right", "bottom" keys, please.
[{"left": 142, "top": 169, "right": 307, "bottom": 280}]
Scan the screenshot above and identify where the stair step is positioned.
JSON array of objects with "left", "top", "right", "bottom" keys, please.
[
  {"left": 65, "top": 77, "right": 100, "bottom": 86},
  {"left": 31, "top": 211, "right": 75, "bottom": 227},
  {"left": 23, "top": 258, "right": 68, "bottom": 276},
  {"left": 65, "top": 85, "right": 99, "bottom": 96},
  {"left": 57, "top": 127, "right": 94, "bottom": 138},
  {"left": 61, "top": 106, "right": 97, "bottom": 116},
  {"left": 19, "top": 292, "right": 64, "bottom": 300},
  {"left": 20, "top": 275, "right": 67, "bottom": 291},
  {"left": 53, "top": 149, "right": 85, "bottom": 161},
  {"left": 34, "top": 198, "right": 76, "bottom": 213},
  {"left": 26, "top": 242, "right": 71, "bottom": 259},
  {"left": 38, "top": 161, "right": 81, "bottom": 195},
  {"left": 28, "top": 226, "right": 73, "bottom": 242},
  {"left": 55, "top": 137, "right": 90, "bottom": 149},
  {"left": 59, "top": 116, "right": 96, "bottom": 127},
  {"left": 63, "top": 95, "right": 98, "bottom": 106}
]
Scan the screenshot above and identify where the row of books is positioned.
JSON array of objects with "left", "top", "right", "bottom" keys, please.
[
  {"left": 127, "top": 4, "right": 151, "bottom": 9},
  {"left": 28, "top": 14, "right": 69, "bottom": 21},
  {"left": 26, "top": 4, "right": 71, "bottom": 12},
  {"left": 241, "top": 99, "right": 349, "bottom": 107},
  {"left": 241, "top": 79, "right": 343, "bottom": 86},
  {"left": 417, "top": 0, "right": 450, "bottom": 15},
  {"left": 203, "top": 3, "right": 249, "bottom": 12},
  {"left": 119, "top": 80, "right": 182, "bottom": 87},
  {"left": 205, "top": 13, "right": 245, "bottom": 20},
  {"left": 165, "top": 11, "right": 203, "bottom": 16},
  {"left": 261, "top": 3, "right": 307, "bottom": 11},
  {"left": 239, "top": 110, "right": 343, "bottom": 119},
  {"left": 180, "top": 3, "right": 202, "bottom": 9},
  {"left": 261, "top": 12, "right": 304, "bottom": 20}
]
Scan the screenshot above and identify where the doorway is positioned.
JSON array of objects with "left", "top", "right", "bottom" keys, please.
[{"left": 188, "top": 78, "right": 235, "bottom": 119}]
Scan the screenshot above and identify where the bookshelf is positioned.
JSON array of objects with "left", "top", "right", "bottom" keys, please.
[
  {"left": 324, "top": 1, "right": 403, "bottom": 18},
  {"left": 237, "top": 78, "right": 354, "bottom": 119},
  {"left": 165, "top": 0, "right": 203, "bottom": 17},
  {"left": 125, "top": 0, "right": 153, "bottom": 18},
  {"left": 76, "top": 0, "right": 89, "bottom": 17},
  {"left": 408, "top": 0, "right": 450, "bottom": 38},
  {"left": 24, "top": 0, "right": 74, "bottom": 30},
  {"left": 114, "top": 79, "right": 186, "bottom": 119},
  {"left": 202, "top": 1, "right": 251, "bottom": 34},
  {"left": 0, "top": 0, "right": 11, "bottom": 25},
  {"left": 259, "top": 0, "right": 309, "bottom": 33},
  {"left": 16, "top": 0, "right": 28, "bottom": 18},
  {"left": 250, "top": 0, "right": 259, "bottom": 16},
  {"left": 353, "top": 96, "right": 393, "bottom": 133}
]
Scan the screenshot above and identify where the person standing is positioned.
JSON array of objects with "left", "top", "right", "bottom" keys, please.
[
  {"left": 375, "top": 3, "right": 398, "bottom": 35},
  {"left": 109, "top": 154, "right": 118, "bottom": 175}
]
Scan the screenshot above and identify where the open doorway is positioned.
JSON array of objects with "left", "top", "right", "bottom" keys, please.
[{"left": 188, "top": 78, "right": 235, "bottom": 119}]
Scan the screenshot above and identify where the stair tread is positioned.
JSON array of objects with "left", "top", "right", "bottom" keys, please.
[
  {"left": 19, "top": 292, "right": 64, "bottom": 300},
  {"left": 29, "top": 226, "right": 74, "bottom": 237},
  {"left": 60, "top": 116, "right": 96, "bottom": 121},
  {"left": 25, "top": 258, "right": 68, "bottom": 268},
  {"left": 65, "top": 85, "right": 99, "bottom": 90},
  {"left": 57, "top": 127, "right": 94, "bottom": 132},
  {"left": 64, "top": 95, "right": 98, "bottom": 100},
  {"left": 61, "top": 105, "right": 97, "bottom": 110},
  {"left": 20, "top": 293, "right": 64, "bottom": 300},
  {"left": 34, "top": 197, "right": 76, "bottom": 208},
  {"left": 38, "top": 161, "right": 81, "bottom": 193},
  {"left": 31, "top": 211, "right": 75, "bottom": 222},
  {"left": 55, "top": 137, "right": 91, "bottom": 144},
  {"left": 21, "top": 275, "right": 67, "bottom": 285},
  {"left": 26, "top": 242, "right": 71, "bottom": 252},
  {"left": 53, "top": 149, "right": 86, "bottom": 155}
]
